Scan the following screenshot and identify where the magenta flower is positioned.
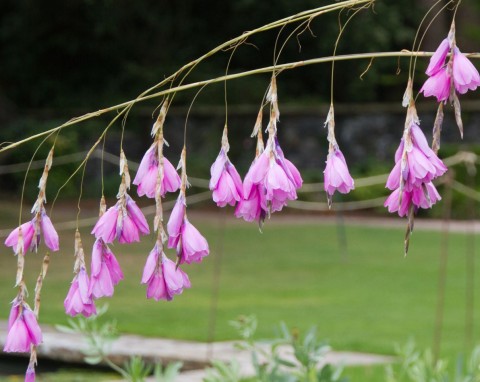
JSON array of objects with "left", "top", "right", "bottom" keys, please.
[
  {"left": 64, "top": 267, "right": 97, "bottom": 317},
  {"left": 5, "top": 211, "right": 59, "bottom": 254},
  {"left": 452, "top": 47, "right": 480, "bottom": 94},
  {"left": 91, "top": 195, "right": 149, "bottom": 244},
  {"left": 386, "top": 123, "right": 447, "bottom": 191},
  {"left": 209, "top": 149, "right": 243, "bottom": 207},
  {"left": 243, "top": 143, "right": 301, "bottom": 213},
  {"left": 177, "top": 219, "right": 209, "bottom": 264},
  {"left": 419, "top": 68, "right": 451, "bottom": 102},
  {"left": 323, "top": 148, "right": 355, "bottom": 196},
  {"left": 385, "top": 182, "right": 441, "bottom": 217},
  {"left": 133, "top": 145, "right": 181, "bottom": 198},
  {"left": 4, "top": 304, "right": 42, "bottom": 353},
  {"left": 89, "top": 239, "right": 123, "bottom": 299},
  {"left": 167, "top": 194, "right": 186, "bottom": 248},
  {"left": 426, "top": 38, "right": 450, "bottom": 76},
  {"left": 141, "top": 246, "right": 191, "bottom": 301},
  {"left": 25, "top": 365, "right": 35, "bottom": 382},
  {"left": 235, "top": 184, "right": 266, "bottom": 223}
]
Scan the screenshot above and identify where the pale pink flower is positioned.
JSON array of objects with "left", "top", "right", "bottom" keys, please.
[
  {"left": 177, "top": 219, "right": 209, "bottom": 264},
  {"left": 452, "top": 47, "right": 480, "bottom": 94},
  {"left": 8, "top": 299, "right": 21, "bottom": 330},
  {"left": 386, "top": 123, "right": 447, "bottom": 191},
  {"left": 209, "top": 149, "right": 243, "bottom": 207},
  {"left": 385, "top": 182, "right": 441, "bottom": 217},
  {"left": 244, "top": 146, "right": 300, "bottom": 213},
  {"left": 323, "top": 148, "right": 355, "bottom": 196},
  {"left": 167, "top": 194, "right": 186, "bottom": 248},
  {"left": 384, "top": 188, "right": 412, "bottom": 217},
  {"left": 64, "top": 267, "right": 96, "bottom": 317},
  {"left": 89, "top": 239, "right": 123, "bottom": 299},
  {"left": 133, "top": 145, "right": 181, "bottom": 198},
  {"left": 420, "top": 68, "right": 451, "bottom": 102},
  {"left": 5, "top": 212, "right": 59, "bottom": 254},
  {"left": 4, "top": 305, "right": 42, "bottom": 353},
  {"left": 235, "top": 184, "right": 266, "bottom": 223},
  {"left": 91, "top": 195, "right": 149, "bottom": 244},
  {"left": 142, "top": 246, "right": 190, "bottom": 301},
  {"left": 425, "top": 38, "right": 450, "bottom": 76}
]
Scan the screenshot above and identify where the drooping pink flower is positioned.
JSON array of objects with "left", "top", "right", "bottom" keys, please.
[
  {"left": 420, "top": 68, "right": 451, "bottom": 102},
  {"left": 243, "top": 143, "right": 301, "bottom": 214},
  {"left": 4, "top": 305, "right": 42, "bottom": 353},
  {"left": 64, "top": 267, "right": 96, "bottom": 317},
  {"left": 89, "top": 239, "right": 123, "bottom": 299},
  {"left": 8, "top": 299, "right": 21, "bottom": 330},
  {"left": 452, "top": 47, "right": 480, "bottom": 94},
  {"left": 209, "top": 149, "right": 243, "bottom": 207},
  {"left": 425, "top": 38, "right": 450, "bottom": 76},
  {"left": 133, "top": 145, "right": 181, "bottom": 198},
  {"left": 91, "top": 195, "right": 149, "bottom": 244},
  {"left": 385, "top": 182, "right": 441, "bottom": 217},
  {"left": 167, "top": 194, "right": 186, "bottom": 248},
  {"left": 5, "top": 211, "right": 59, "bottom": 254},
  {"left": 142, "top": 246, "right": 190, "bottom": 301},
  {"left": 386, "top": 122, "right": 447, "bottom": 191},
  {"left": 235, "top": 184, "right": 266, "bottom": 223},
  {"left": 323, "top": 148, "right": 355, "bottom": 196},
  {"left": 177, "top": 219, "right": 209, "bottom": 264}
]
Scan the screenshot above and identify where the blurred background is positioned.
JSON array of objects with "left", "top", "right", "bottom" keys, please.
[{"left": 0, "top": 0, "right": 480, "bottom": 381}]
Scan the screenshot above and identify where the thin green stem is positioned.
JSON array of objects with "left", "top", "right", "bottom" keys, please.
[
  {"left": 412, "top": 0, "right": 454, "bottom": 85},
  {"left": 408, "top": 0, "right": 446, "bottom": 79},
  {"left": 184, "top": 83, "right": 209, "bottom": 150},
  {"left": 4, "top": 49, "right": 480, "bottom": 155}
]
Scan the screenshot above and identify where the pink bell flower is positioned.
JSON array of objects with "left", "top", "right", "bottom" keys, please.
[
  {"left": 452, "top": 47, "right": 480, "bottom": 94},
  {"left": 323, "top": 148, "right": 355, "bottom": 196},
  {"left": 420, "top": 68, "right": 451, "bottom": 102},
  {"left": 177, "top": 219, "right": 209, "bottom": 264},
  {"left": 4, "top": 305, "right": 42, "bottom": 353},
  {"left": 385, "top": 182, "right": 441, "bottom": 217},
  {"left": 235, "top": 184, "right": 266, "bottom": 223},
  {"left": 425, "top": 38, "right": 450, "bottom": 76},
  {"left": 89, "top": 239, "right": 123, "bottom": 299},
  {"left": 64, "top": 267, "right": 97, "bottom": 317},
  {"left": 167, "top": 194, "right": 186, "bottom": 248},
  {"left": 209, "top": 149, "right": 243, "bottom": 207},
  {"left": 133, "top": 145, "right": 181, "bottom": 198},
  {"left": 5, "top": 212, "right": 59, "bottom": 254},
  {"left": 142, "top": 246, "right": 190, "bottom": 301},
  {"left": 91, "top": 195, "right": 149, "bottom": 244}
]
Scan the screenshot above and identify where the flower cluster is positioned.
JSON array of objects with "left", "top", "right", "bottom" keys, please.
[{"left": 384, "top": 103, "right": 447, "bottom": 217}]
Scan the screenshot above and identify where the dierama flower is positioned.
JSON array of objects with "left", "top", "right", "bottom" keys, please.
[
  {"left": 4, "top": 304, "right": 42, "bottom": 353},
  {"left": 209, "top": 148, "right": 243, "bottom": 207},
  {"left": 89, "top": 239, "right": 123, "bottom": 299},
  {"left": 419, "top": 68, "right": 451, "bottom": 102},
  {"left": 64, "top": 267, "right": 96, "bottom": 317},
  {"left": 324, "top": 148, "right": 355, "bottom": 196},
  {"left": 141, "top": 245, "right": 190, "bottom": 301},
  {"left": 452, "top": 47, "right": 480, "bottom": 94},
  {"left": 425, "top": 38, "right": 450, "bottom": 76},
  {"left": 235, "top": 184, "right": 266, "bottom": 223},
  {"left": 133, "top": 145, "right": 181, "bottom": 198},
  {"left": 167, "top": 194, "right": 209, "bottom": 264},
  {"left": 5, "top": 211, "right": 59, "bottom": 254},
  {"left": 385, "top": 182, "right": 441, "bottom": 217},
  {"left": 91, "top": 195, "right": 149, "bottom": 244}
]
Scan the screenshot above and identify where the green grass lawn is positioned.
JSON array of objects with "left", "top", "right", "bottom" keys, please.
[{"left": 0, "top": 203, "right": 478, "bottom": 380}]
